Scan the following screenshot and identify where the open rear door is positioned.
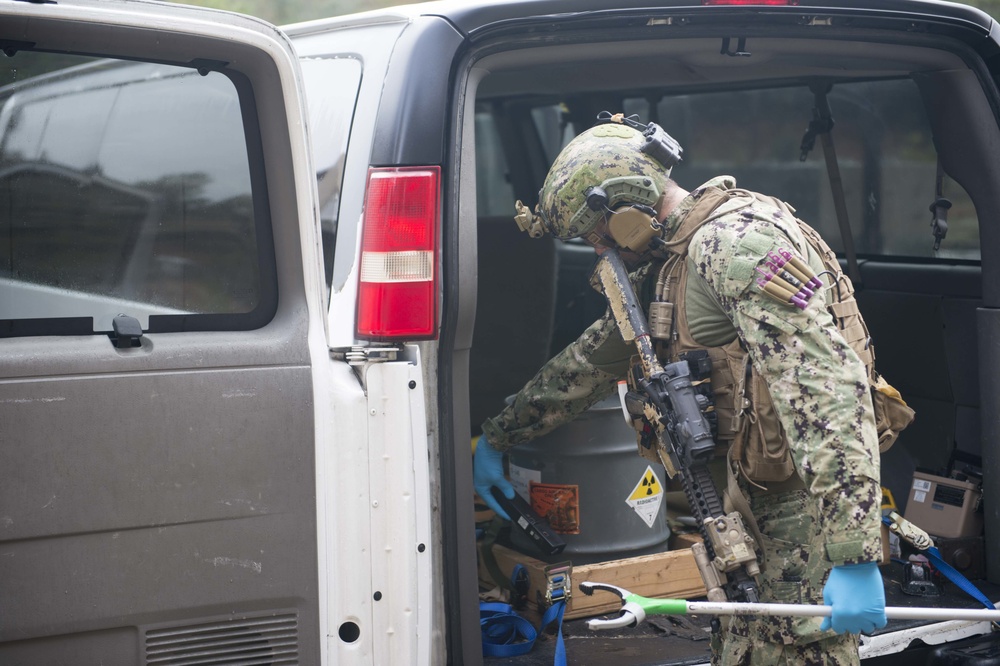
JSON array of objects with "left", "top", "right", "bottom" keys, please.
[{"left": 0, "top": 1, "right": 327, "bottom": 663}]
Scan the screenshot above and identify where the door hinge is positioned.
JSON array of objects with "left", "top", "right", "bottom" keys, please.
[{"left": 331, "top": 346, "right": 401, "bottom": 389}]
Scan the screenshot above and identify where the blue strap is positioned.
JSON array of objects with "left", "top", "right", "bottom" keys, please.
[
  {"left": 882, "top": 515, "right": 996, "bottom": 611},
  {"left": 480, "top": 598, "right": 567, "bottom": 665},
  {"left": 480, "top": 601, "right": 538, "bottom": 658},
  {"left": 546, "top": 597, "right": 568, "bottom": 665},
  {"left": 924, "top": 546, "right": 997, "bottom": 611}
]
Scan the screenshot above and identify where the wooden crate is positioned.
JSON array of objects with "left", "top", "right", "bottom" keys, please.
[{"left": 478, "top": 535, "right": 706, "bottom": 622}]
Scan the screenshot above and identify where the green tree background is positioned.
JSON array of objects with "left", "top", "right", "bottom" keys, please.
[
  {"left": 165, "top": 0, "right": 420, "bottom": 24},
  {"left": 167, "top": 0, "right": 1000, "bottom": 25}
]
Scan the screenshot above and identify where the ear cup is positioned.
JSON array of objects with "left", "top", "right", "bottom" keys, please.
[{"left": 607, "top": 206, "right": 658, "bottom": 251}]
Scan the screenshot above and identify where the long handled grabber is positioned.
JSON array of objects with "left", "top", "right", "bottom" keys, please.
[{"left": 579, "top": 581, "right": 1000, "bottom": 630}]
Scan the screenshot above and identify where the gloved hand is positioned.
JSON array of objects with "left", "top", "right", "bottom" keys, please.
[
  {"left": 820, "top": 562, "right": 887, "bottom": 634},
  {"left": 473, "top": 434, "right": 515, "bottom": 520}
]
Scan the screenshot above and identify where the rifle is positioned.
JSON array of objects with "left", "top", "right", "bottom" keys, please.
[{"left": 590, "top": 248, "right": 761, "bottom": 604}]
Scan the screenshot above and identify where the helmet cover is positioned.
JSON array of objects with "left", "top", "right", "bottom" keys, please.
[{"left": 536, "top": 121, "right": 676, "bottom": 240}]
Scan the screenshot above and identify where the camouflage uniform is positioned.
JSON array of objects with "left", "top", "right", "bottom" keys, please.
[{"left": 482, "top": 177, "right": 883, "bottom": 665}]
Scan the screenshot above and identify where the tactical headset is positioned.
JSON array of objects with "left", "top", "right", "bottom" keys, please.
[{"left": 578, "top": 178, "right": 664, "bottom": 251}]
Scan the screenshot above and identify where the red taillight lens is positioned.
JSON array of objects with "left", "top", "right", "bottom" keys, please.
[
  {"left": 356, "top": 166, "right": 440, "bottom": 340},
  {"left": 702, "top": 0, "right": 797, "bottom": 4}
]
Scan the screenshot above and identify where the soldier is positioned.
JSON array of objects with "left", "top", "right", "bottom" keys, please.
[{"left": 474, "top": 113, "right": 888, "bottom": 664}]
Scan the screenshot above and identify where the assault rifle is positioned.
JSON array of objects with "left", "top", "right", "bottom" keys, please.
[{"left": 590, "top": 248, "right": 761, "bottom": 604}]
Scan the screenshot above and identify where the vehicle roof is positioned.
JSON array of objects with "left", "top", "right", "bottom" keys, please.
[{"left": 285, "top": 0, "right": 994, "bottom": 39}]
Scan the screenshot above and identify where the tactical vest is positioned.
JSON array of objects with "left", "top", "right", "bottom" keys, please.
[{"left": 639, "top": 185, "right": 913, "bottom": 485}]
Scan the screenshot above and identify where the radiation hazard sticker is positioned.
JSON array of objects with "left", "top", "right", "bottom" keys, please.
[{"left": 626, "top": 466, "right": 664, "bottom": 528}]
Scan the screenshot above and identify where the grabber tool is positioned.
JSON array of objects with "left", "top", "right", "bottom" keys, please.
[{"left": 579, "top": 581, "right": 1000, "bottom": 630}]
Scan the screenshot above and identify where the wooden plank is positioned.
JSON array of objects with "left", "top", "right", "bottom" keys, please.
[
  {"left": 478, "top": 540, "right": 706, "bottom": 622},
  {"left": 670, "top": 531, "right": 703, "bottom": 550}
]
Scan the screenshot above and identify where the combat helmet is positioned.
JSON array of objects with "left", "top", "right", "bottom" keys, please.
[{"left": 515, "top": 112, "right": 682, "bottom": 251}]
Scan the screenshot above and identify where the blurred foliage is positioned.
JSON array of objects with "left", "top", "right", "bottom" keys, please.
[
  {"left": 165, "top": 0, "right": 423, "bottom": 24},
  {"left": 963, "top": 0, "right": 1000, "bottom": 17},
  {"left": 166, "top": 0, "right": 1000, "bottom": 24}
]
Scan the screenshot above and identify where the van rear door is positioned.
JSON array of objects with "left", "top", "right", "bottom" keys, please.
[{"left": 0, "top": 1, "right": 326, "bottom": 663}]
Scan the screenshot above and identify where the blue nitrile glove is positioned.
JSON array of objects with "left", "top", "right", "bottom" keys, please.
[
  {"left": 473, "top": 434, "right": 515, "bottom": 520},
  {"left": 820, "top": 562, "right": 887, "bottom": 634}
]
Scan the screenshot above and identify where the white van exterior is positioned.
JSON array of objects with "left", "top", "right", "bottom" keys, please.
[{"left": 3, "top": 1, "right": 1000, "bottom": 665}]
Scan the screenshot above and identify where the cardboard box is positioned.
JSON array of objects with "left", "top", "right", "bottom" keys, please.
[{"left": 904, "top": 472, "right": 983, "bottom": 539}]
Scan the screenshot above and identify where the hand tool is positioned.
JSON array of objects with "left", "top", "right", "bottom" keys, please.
[{"left": 579, "top": 581, "right": 1000, "bottom": 630}]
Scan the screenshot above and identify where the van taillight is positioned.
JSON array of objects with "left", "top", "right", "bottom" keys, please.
[
  {"left": 356, "top": 166, "right": 440, "bottom": 340},
  {"left": 702, "top": 0, "right": 797, "bottom": 4}
]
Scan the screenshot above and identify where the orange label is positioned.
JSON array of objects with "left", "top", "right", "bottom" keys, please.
[{"left": 529, "top": 482, "right": 580, "bottom": 535}]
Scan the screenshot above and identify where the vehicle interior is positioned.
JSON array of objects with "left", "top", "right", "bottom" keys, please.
[{"left": 464, "top": 27, "right": 997, "bottom": 664}]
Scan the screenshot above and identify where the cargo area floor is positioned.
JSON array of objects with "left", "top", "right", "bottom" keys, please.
[{"left": 483, "top": 561, "right": 1000, "bottom": 666}]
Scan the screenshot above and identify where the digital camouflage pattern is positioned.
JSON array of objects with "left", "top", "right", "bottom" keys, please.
[
  {"left": 715, "top": 623, "right": 861, "bottom": 665},
  {"left": 712, "top": 487, "right": 863, "bottom": 665},
  {"left": 481, "top": 178, "right": 882, "bottom": 661},
  {"left": 681, "top": 179, "right": 882, "bottom": 568},
  {"left": 537, "top": 123, "right": 672, "bottom": 240}
]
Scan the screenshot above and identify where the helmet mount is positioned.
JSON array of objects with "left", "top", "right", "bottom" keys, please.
[{"left": 596, "top": 111, "right": 683, "bottom": 171}]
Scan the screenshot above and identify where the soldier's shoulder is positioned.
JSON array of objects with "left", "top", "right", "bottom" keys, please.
[
  {"left": 687, "top": 201, "right": 786, "bottom": 260},
  {"left": 686, "top": 197, "right": 802, "bottom": 296}
]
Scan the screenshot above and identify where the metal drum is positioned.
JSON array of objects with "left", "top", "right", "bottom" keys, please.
[{"left": 507, "top": 395, "right": 670, "bottom": 563}]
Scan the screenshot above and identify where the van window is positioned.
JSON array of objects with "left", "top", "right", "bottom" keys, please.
[
  {"left": 0, "top": 53, "right": 272, "bottom": 335},
  {"left": 299, "top": 57, "right": 361, "bottom": 294},
  {"left": 528, "top": 79, "right": 979, "bottom": 262},
  {"left": 625, "top": 80, "right": 979, "bottom": 262},
  {"left": 475, "top": 110, "right": 516, "bottom": 217}
]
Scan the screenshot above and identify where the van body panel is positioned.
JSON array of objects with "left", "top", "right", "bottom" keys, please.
[
  {"left": 363, "top": 353, "right": 434, "bottom": 664},
  {"left": 0, "top": 0, "right": 328, "bottom": 663},
  {"left": 369, "top": 16, "right": 465, "bottom": 167},
  {"left": 313, "top": 352, "right": 435, "bottom": 665}
]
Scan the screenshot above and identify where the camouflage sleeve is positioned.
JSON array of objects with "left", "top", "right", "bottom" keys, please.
[
  {"left": 688, "top": 212, "right": 882, "bottom": 567},
  {"left": 480, "top": 310, "right": 633, "bottom": 453}
]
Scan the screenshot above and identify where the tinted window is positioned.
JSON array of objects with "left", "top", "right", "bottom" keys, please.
[
  {"left": 634, "top": 80, "right": 977, "bottom": 261},
  {"left": 299, "top": 57, "right": 361, "bottom": 295},
  {"left": 475, "top": 110, "right": 516, "bottom": 217},
  {"left": 529, "top": 79, "right": 979, "bottom": 262},
  {"left": 0, "top": 55, "right": 269, "bottom": 334}
]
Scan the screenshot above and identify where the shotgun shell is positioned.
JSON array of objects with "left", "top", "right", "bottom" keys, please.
[
  {"left": 779, "top": 248, "right": 823, "bottom": 290},
  {"left": 760, "top": 277, "right": 796, "bottom": 303},
  {"left": 771, "top": 250, "right": 813, "bottom": 288}
]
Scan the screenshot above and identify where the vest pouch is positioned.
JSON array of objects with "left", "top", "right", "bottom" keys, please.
[
  {"left": 733, "top": 368, "right": 796, "bottom": 483},
  {"left": 871, "top": 374, "right": 915, "bottom": 453},
  {"left": 714, "top": 340, "right": 750, "bottom": 444}
]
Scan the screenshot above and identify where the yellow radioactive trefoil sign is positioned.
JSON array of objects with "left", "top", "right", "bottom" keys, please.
[{"left": 626, "top": 465, "right": 664, "bottom": 528}]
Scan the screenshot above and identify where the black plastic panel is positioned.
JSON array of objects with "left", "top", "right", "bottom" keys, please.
[{"left": 370, "top": 16, "right": 465, "bottom": 167}]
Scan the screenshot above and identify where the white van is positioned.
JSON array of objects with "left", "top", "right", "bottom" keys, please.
[{"left": 2, "top": 1, "right": 999, "bottom": 664}]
